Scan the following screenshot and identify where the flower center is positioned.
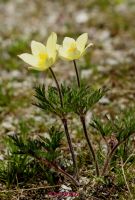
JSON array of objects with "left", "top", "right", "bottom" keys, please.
[
  {"left": 38, "top": 53, "right": 48, "bottom": 66},
  {"left": 67, "top": 43, "right": 77, "bottom": 52},
  {"left": 39, "top": 53, "right": 48, "bottom": 60}
]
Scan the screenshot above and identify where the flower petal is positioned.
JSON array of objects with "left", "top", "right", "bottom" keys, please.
[
  {"left": 63, "top": 37, "right": 76, "bottom": 48},
  {"left": 59, "top": 47, "right": 80, "bottom": 61},
  {"left": 28, "top": 65, "right": 49, "bottom": 71},
  {"left": 76, "top": 33, "right": 88, "bottom": 52},
  {"left": 18, "top": 53, "right": 38, "bottom": 67},
  {"left": 80, "top": 43, "right": 93, "bottom": 57},
  {"left": 56, "top": 44, "right": 61, "bottom": 50},
  {"left": 46, "top": 32, "right": 57, "bottom": 58},
  {"left": 59, "top": 47, "right": 71, "bottom": 60},
  {"left": 28, "top": 58, "right": 53, "bottom": 71},
  {"left": 85, "top": 42, "right": 93, "bottom": 50},
  {"left": 31, "top": 41, "right": 46, "bottom": 55}
]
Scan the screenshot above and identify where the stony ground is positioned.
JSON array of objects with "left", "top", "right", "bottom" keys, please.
[{"left": 0, "top": 0, "right": 135, "bottom": 199}]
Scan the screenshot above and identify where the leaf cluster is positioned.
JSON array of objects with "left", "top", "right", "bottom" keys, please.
[
  {"left": 0, "top": 125, "right": 38, "bottom": 188},
  {"left": 66, "top": 84, "right": 106, "bottom": 115},
  {"left": 9, "top": 126, "right": 64, "bottom": 162},
  {"left": 34, "top": 84, "right": 106, "bottom": 117},
  {"left": 0, "top": 154, "right": 37, "bottom": 188},
  {"left": 34, "top": 85, "right": 71, "bottom": 117},
  {"left": 0, "top": 125, "right": 63, "bottom": 188},
  {"left": 90, "top": 108, "right": 135, "bottom": 143}
]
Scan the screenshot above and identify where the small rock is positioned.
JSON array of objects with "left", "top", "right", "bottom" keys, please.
[
  {"left": 81, "top": 69, "right": 92, "bottom": 79},
  {"left": 2, "top": 122, "right": 15, "bottom": 130},
  {"left": 75, "top": 10, "right": 88, "bottom": 23},
  {"left": 0, "top": 155, "right": 4, "bottom": 160},
  {"left": 99, "top": 97, "right": 110, "bottom": 104}
]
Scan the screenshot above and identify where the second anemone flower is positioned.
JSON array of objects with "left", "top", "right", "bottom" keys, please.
[
  {"left": 58, "top": 33, "right": 93, "bottom": 61},
  {"left": 18, "top": 32, "right": 57, "bottom": 71}
]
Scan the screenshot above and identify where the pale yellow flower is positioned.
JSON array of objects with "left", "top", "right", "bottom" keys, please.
[
  {"left": 18, "top": 32, "right": 57, "bottom": 71},
  {"left": 58, "top": 33, "right": 93, "bottom": 61}
]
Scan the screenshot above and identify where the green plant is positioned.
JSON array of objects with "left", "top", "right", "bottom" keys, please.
[
  {"left": 0, "top": 123, "right": 39, "bottom": 188},
  {"left": 7, "top": 126, "right": 79, "bottom": 186},
  {"left": 90, "top": 108, "right": 135, "bottom": 176},
  {"left": 34, "top": 79, "right": 78, "bottom": 180},
  {"left": 14, "top": 31, "right": 135, "bottom": 192},
  {"left": 0, "top": 122, "right": 66, "bottom": 188},
  {"left": 0, "top": 84, "right": 13, "bottom": 108},
  {"left": 68, "top": 60, "right": 106, "bottom": 177},
  {"left": 0, "top": 153, "right": 36, "bottom": 188}
]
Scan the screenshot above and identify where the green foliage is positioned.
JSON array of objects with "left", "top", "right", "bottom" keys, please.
[
  {"left": 8, "top": 126, "right": 64, "bottom": 185},
  {"left": 39, "top": 127, "right": 63, "bottom": 152},
  {"left": 90, "top": 117, "right": 113, "bottom": 137},
  {"left": 0, "top": 124, "right": 63, "bottom": 188},
  {"left": 0, "top": 154, "right": 37, "bottom": 188},
  {"left": 67, "top": 84, "right": 106, "bottom": 115},
  {"left": 34, "top": 84, "right": 70, "bottom": 117},
  {"left": 9, "top": 126, "right": 63, "bottom": 162},
  {"left": 0, "top": 84, "right": 13, "bottom": 108},
  {"left": 34, "top": 84, "right": 106, "bottom": 117},
  {"left": 0, "top": 130, "right": 39, "bottom": 188},
  {"left": 114, "top": 109, "right": 135, "bottom": 142},
  {"left": 91, "top": 109, "right": 135, "bottom": 143},
  {"left": 7, "top": 39, "right": 28, "bottom": 57},
  {"left": 115, "top": 167, "right": 125, "bottom": 187},
  {"left": 88, "top": 0, "right": 125, "bottom": 10},
  {"left": 90, "top": 109, "right": 135, "bottom": 172},
  {"left": 0, "top": 38, "right": 29, "bottom": 70}
]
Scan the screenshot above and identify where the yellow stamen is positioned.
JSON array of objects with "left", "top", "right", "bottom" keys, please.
[
  {"left": 39, "top": 53, "right": 47, "bottom": 60},
  {"left": 38, "top": 53, "right": 48, "bottom": 66},
  {"left": 67, "top": 43, "right": 76, "bottom": 52}
]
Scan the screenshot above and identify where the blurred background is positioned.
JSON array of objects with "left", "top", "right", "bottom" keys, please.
[{"left": 0, "top": 0, "right": 135, "bottom": 141}]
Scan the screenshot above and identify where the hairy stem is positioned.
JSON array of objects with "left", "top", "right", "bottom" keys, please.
[
  {"left": 34, "top": 155, "right": 79, "bottom": 187},
  {"left": 62, "top": 118, "right": 79, "bottom": 181},
  {"left": 49, "top": 67, "right": 63, "bottom": 108},
  {"left": 80, "top": 116, "right": 100, "bottom": 176},
  {"left": 101, "top": 140, "right": 125, "bottom": 176},
  {"left": 73, "top": 60, "right": 80, "bottom": 87},
  {"left": 49, "top": 67, "right": 78, "bottom": 180},
  {"left": 73, "top": 60, "right": 99, "bottom": 176},
  {"left": 101, "top": 147, "right": 117, "bottom": 176}
]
